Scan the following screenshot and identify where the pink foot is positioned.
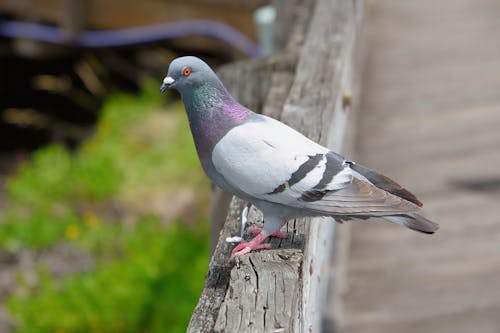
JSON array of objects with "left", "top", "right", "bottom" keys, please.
[
  {"left": 247, "top": 227, "right": 288, "bottom": 239},
  {"left": 231, "top": 233, "right": 271, "bottom": 258}
]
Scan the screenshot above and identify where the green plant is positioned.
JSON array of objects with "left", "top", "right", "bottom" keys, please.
[{"left": 8, "top": 218, "right": 208, "bottom": 333}]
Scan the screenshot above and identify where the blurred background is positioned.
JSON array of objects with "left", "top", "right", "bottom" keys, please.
[
  {"left": 0, "top": 1, "right": 271, "bottom": 332},
  {"left": 339, "top": 1, "right": 500, "bottom": 332}
]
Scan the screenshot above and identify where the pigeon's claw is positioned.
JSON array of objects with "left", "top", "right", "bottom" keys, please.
[
  {"left": 247, "top": 227, "right": 288, "bottom": 239},
  {"left": 231, "top": 242, "right": 271, "bottom": 257},
  {"left": 230, "top": 233, "right": 270, "bottom": 258}
]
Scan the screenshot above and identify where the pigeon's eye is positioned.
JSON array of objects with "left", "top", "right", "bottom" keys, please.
[{"left": 182, "top": 67, "right": 192, "bottom": 77}]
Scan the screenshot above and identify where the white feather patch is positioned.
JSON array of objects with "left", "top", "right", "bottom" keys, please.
[
  {"left": 325, "top": 166, "right": 353, "bottom": 190},
  {"left": 290, "top": 155, "right": 327, "bottom": 192}
]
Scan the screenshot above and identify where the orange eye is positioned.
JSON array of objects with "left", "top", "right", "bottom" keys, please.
[{"left": 182, "top": 67, "right": 192, "bottom": 76}]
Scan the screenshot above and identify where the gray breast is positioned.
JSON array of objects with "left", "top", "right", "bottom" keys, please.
[{"left": 199, "top": 155, "right": 255, "bottom": 202}]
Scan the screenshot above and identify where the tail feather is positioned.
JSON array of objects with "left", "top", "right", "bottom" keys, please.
[{"left": 384, "top": 213, "right": 439, "bottom": 234}]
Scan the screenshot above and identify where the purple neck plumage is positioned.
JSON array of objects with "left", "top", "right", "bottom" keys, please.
[{"left": 180, "top": 80, "right": 251, "bottom": 158}]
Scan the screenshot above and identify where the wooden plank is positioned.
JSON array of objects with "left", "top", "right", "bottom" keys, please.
[
  {"left": 214, "top": 250, "right": 303, "bottom": 332},
  {"left": 189, "top": 0, "right": 363, "bottom": 331},
  {"left": 188, "top": 198, "right": 246, "bottom": 332},
  {"left": 282, "top": 1, "right": 361, "bottom": 330}
]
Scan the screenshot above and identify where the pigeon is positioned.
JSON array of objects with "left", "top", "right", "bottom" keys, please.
[{"left": 160, "top": 56, "right": 439, "bottom": 257}]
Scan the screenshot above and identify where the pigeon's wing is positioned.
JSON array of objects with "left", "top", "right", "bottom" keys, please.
[
  {"left": 349, "top": 163, "right": 423, "bottom": 206},
  {"left": 212, "top": 115, "right": 419, "bottom": 216}
]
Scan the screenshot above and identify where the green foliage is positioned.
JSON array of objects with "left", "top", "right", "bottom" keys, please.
[
  {"left": 0, "top": 206, "right": 80, "bottom": 250},
  {"left": 2, "top": 84, "right": 207, "bottom": 249},
  {"left": 8, "top": 218, "right": 208, "bottom": 333},
  {"left": 1, "top": 81, "right": 210, "bottom": 332},
  {"left": 8, "top": 145, "right": 73, "bottom": 206}
]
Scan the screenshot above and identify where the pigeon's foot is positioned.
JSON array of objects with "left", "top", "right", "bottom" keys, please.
[
  {"left": 231, "top": 233, "right": 271, "bottom": 258},
  {"left": 247, "top": 227, "right": 287, "bottom": 239}
]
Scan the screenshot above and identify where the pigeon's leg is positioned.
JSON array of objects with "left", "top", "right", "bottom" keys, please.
[{"left": 247, "top": 227, "right": 287, "bottom": 239}]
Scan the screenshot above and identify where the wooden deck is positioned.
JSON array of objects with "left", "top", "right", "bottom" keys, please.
[{"left": 340, "top": 1, "right": 500, "bottom": 332}]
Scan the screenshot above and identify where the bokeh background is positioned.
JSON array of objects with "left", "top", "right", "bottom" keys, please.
[{"left": 0, "top": 1, "right": 271, "bottom": 332}]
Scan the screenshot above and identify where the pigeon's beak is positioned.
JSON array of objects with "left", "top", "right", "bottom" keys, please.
[{"left": 160, "top": 76, "right": 175, "bottom": 93}]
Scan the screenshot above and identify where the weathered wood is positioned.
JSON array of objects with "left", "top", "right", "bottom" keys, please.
[
  {"left": 214, "top": 250, "right": 303, "bottom": 332},
  {"left": 279, "top": 0, "right": 361, "bottom": 331},
  {"left": 274, "top": 0, "right": 315, "bottom": 51},
  {"left": 189, "top": 0, "right": 363, "bottom": 332},
  {"left": 189, "top": 198, "right": 246, "bottom": 332},
  {"left": 322, "top": 2, "right": 364, "bottom": 330}
]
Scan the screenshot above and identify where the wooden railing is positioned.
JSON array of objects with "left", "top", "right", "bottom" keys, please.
[{"left": 188, "top": 0, "right": 363, "bottom": 331}]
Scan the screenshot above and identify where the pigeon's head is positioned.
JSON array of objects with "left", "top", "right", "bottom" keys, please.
[{"left": 160, "top": 56, "right": 217, "bottom": 95}]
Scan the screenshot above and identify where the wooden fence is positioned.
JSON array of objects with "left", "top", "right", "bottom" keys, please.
[{"left": 189, "top": 0, "right": 363, "bottom": 331}]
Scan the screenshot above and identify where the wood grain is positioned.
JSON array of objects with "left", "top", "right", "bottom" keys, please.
[{"left": 214, "top": 250, "right": 303, "bottom": 332}]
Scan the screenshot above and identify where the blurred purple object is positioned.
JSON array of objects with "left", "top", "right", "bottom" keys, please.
[{"left": 0, "top": 19, "right": 263, "bottom": 58}]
